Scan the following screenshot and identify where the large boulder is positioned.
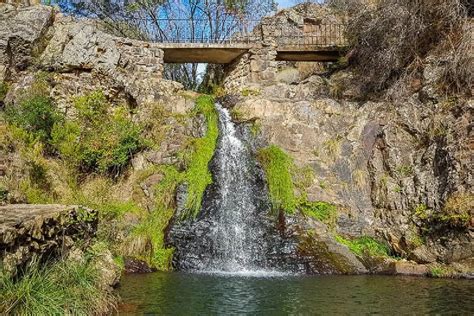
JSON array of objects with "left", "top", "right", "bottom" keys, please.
[
  {"left": 0, "top": 4, "right": 54, "bottom": 81},
  {"left": 0, "top": 204, "right": 98, "bottom": 275}
]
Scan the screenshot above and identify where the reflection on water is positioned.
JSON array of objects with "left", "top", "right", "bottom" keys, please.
[{"left": 117, "top": 273, "right": 474, "bottom": 315}]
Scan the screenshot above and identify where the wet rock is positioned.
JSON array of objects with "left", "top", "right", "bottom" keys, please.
[{"left": 124, "top": 257, "right": 157, "bottom": 274}]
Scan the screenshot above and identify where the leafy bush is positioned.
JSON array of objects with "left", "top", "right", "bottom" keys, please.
[
  {"left": 5, "top": 95, "right": 61, "bottom": 144},
  {"left": 52, "top": 91, "right": 144, "bottom": 175},
  {"left": 257, "top": 145, "right": 296, "bottom": 214}
]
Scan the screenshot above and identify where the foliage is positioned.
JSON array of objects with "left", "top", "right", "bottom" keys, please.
[
  {"left": 0, "top": 185, "right": 8, "bottom": 202},
  {"left": 335, "top": 235, "right": 390, "bottom": 257},
  {"left": 413, "top": 194, "right": 472, "bottom": 230},
  {"left": 51, "top": 90, "right": 144, "bottom": 175},
  {"left": 322, "top": 135, "right": 343, "bottom": 160},
  {"left": 257, "top": 145, "right": 296, "bottom": 214},
  {"left": 395, "top": 164, "right": 414, "bottom": 177},
  {"left": 441, "top": 193, "right": 473, "bottom": 228},
  {"left": 241, "top": 88, "right": 261, "bottom": 97},
  {"left": 429, "top": 264, "right": 455, "bottom": 278},
  {"left": 5, "top": 89, "right": 60, "bottom": 144},
  {"left": 0, "top": 255, "right": 117, "bottom": 315},
  {"left": 181, "top": 95, "right": 218, "bottom": 218}
]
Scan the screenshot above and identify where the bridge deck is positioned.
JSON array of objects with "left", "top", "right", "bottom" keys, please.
[{"left": 159, "top": 43, "right": 346, "bottom": 63}]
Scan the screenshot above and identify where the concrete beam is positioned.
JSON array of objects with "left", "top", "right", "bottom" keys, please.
[
  {"left": 276, "top": 49, "right": 344, "bottom": 62},
  {"left": 159, "top": 43, "right": 252, "bottom": 64}
]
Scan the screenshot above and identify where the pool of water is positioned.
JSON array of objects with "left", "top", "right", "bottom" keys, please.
[{"left": 117, "top": 272, "right": 474, "bottom": 315}]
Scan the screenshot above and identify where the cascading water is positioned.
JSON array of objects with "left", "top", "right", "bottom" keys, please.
[
  {"left": 168, "top": 102, "right": 279, "bottom": 274},
  {"left": 204, "top": 103, "right": 266, "bottom": 272}
]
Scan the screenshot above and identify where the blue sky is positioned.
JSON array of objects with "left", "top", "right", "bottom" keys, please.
[{"left": 277, "top": 0, "right": 294, "bottom": 8}]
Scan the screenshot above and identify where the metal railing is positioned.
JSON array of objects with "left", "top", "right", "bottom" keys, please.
[{"left": 133, "top": 18, "right": 347, "bottom": 47}]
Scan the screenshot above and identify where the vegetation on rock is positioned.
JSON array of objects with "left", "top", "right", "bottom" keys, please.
[
  {"left": 181, "top": 95, "right": 219, "bottom": 218},
  {"left": 257, "top": 145, "right": 297, "bottom": 214},
  {"left": 335, "top": 235, "right": 390, "bottom": 258}
]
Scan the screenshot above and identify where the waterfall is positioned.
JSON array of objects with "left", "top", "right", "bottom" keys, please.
[
  {"left": 204, "top": 103, "right": 266, "bottom": 272},
  {"left": 169, "top": 102, "right": 280, "bottom": 275}
]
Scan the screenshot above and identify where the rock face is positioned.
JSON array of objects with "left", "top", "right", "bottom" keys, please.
[
  {"left": 0, "top": 4, "right": 54, "bottom": 81},
  {"left": 0, "top": 4, "right": 176, "bottom": 110},
  {"left": 0, "top": 204, "right": 98, "bottom": 274},
  {"left": 230, "top": 63, "right": 473, "bottom": 272}
]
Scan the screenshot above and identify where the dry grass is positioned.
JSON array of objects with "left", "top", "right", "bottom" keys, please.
[{"left": 330, "top": 0, "right": 471, "bottom": 96}]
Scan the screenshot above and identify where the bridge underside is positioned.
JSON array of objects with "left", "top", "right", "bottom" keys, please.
[
  {"left": 162, "top": 47, "right": 249, "bottom": 64},
  {"left": 276, "top": 47, "right": 346, "bottom": 62},
  {"left": 160, "top": 44, "right": 346, "bottom": 64}
]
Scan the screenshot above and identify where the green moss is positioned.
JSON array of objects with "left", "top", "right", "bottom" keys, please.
[
  {"left": 241, "top": 88, "right": 261, "bottom": 97},
  {"left": 335, "top": 235, "right": 390, "bottom": 258},
  {"left": 395, "top": 164, "right": 414, "bottom": 177},
  {"left": 300, "top": 200, "right": 337, "bottom": 226},
  {"left": 181, "top": 95, "right": 218, "bottom": 219},
  {"left": 257, "top": 145, "right": 296, "bottom": 214}
]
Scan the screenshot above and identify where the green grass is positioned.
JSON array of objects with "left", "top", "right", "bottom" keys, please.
[
  {"left": 335, "top": 235, "right": 390, "bottom": 257},
  {"left": 181, "top": 95, "right": 218, "bottom": 219},
  {"left": 0, "top": 255, "right": 117, "bottom": 315},
  {"left": 257, "top": 145, "right": 296, "bottom": 214}
]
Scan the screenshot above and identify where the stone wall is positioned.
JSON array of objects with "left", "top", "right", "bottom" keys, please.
[{"left": 224, "top": 3, "right": 345, "bottom": 91}]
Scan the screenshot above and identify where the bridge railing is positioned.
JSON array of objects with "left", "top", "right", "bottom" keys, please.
[{"left": 135, "top": 18, "right": 347, "bottom": 47}]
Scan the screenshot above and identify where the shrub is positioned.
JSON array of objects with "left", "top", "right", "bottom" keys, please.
[
  {"left": 413, "top": 194, "right": 472, "bottom": 230},
  {"left": 5, "top": 95, "right": 61, "bottom": 144},
  {"left": 257, "top": 145, "right": 296, "bottom": 214},
  {"left": 52, "top": 91, "right": 144, "bottom": 175},
  {"left": 441, "top": 193, "right": 473, "bottom": 228}
]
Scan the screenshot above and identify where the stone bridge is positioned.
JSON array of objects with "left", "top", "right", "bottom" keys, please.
[{"left": 157, "top": 22, "right": 347, "bottom": 64}]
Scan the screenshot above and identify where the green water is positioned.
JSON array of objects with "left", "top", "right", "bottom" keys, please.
[{"left": 117, "top": 272, "right": 474, "bottom": 315}]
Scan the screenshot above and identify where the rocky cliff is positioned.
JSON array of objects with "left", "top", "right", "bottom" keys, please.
[{"left": 0, "top": 3, "right": 472, "bottom": 278}]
